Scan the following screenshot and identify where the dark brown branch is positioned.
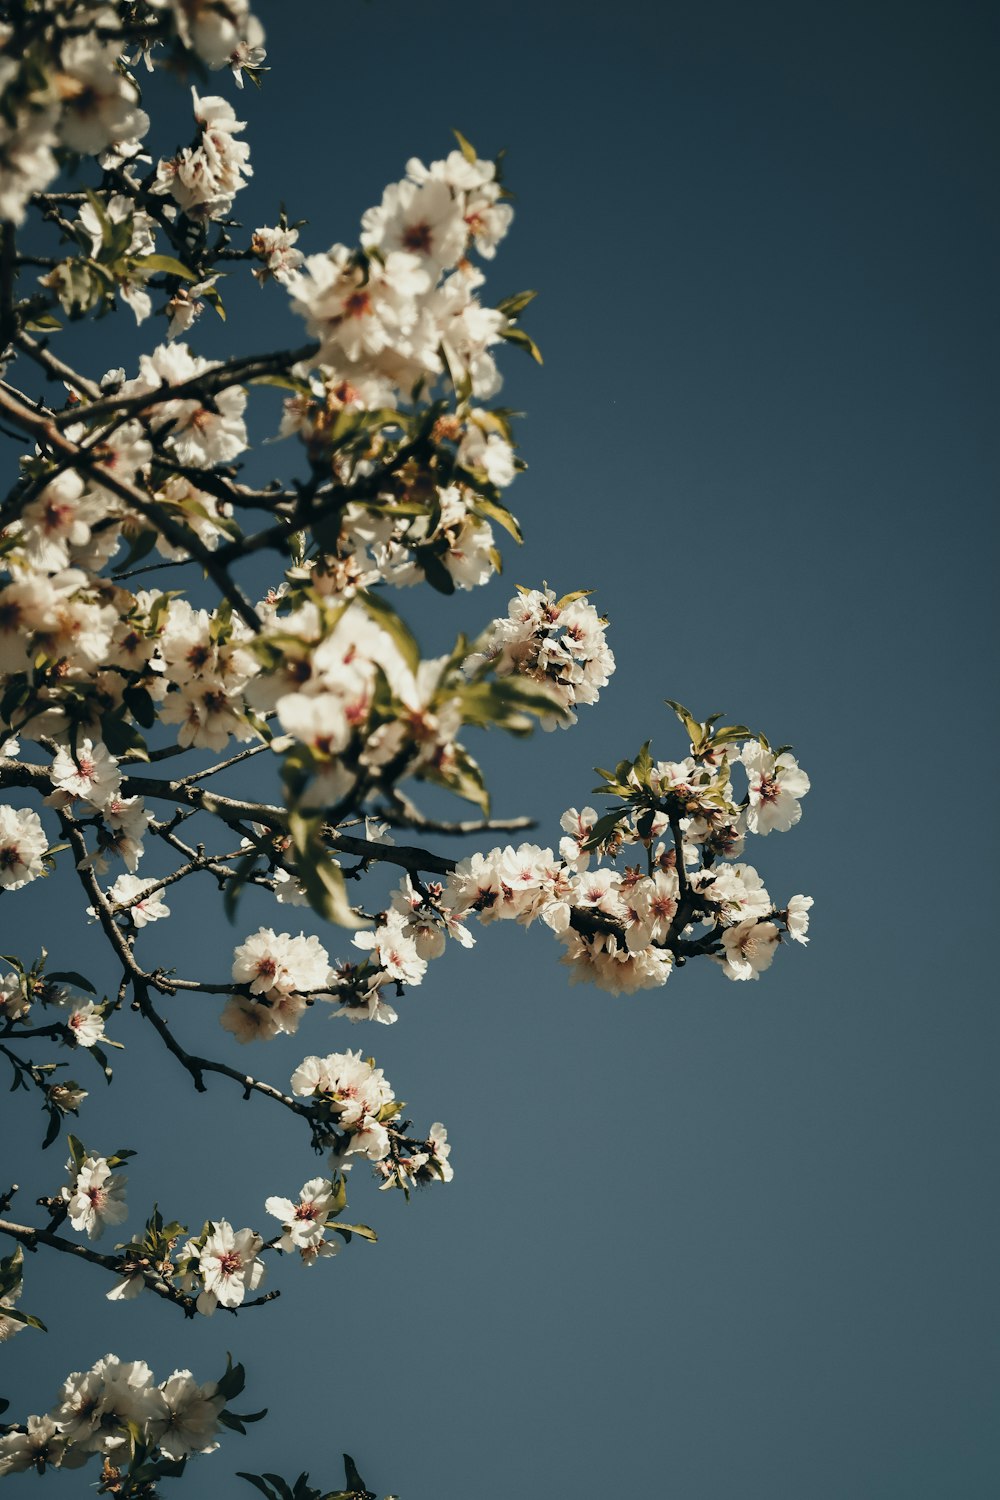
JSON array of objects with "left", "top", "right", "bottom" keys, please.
[
  {"left": 0, "top": 1214, "right": 197, "bottom": 1316},
  {"left": 132, "top": 977, "right": 316, "bottom": 1122},
  {"left": 15, "top": 332, "right": 102, "bottom": 399},
  {"left": 50, "top": 341, "right": 319, "bottom": 431},
  {"left": 383, "top": 789, "right": 535, "bottom": 836}
]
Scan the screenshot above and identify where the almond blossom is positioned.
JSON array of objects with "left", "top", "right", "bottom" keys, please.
[
  {"left": 186, "top": 1221, "right": 265, "bottom": 1316},
  {"left": 265, "top": 1177, "right": 341, "bottom": 1261},
  {"left": 0, "top": 805, "right": 47, "bottom": 890},
  {"left": 742, "top": 741, "right": 811, "bottom": 835},
  {"left": 62, "top": 1155, "right": 128, "bottom": 1240}
]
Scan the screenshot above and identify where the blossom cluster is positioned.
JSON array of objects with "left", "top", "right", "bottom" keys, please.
[
  {"left": 0, "top": 1352, "right": 237, "bottom": 1476},
  {"left": 465, "top": 586, "right": 616, "bottom": 728},
  {"left": 447, "top": 733, "right": 812, "bottom": 993},
  {"left": 315, "top": 730, "right": 814, "bottom": 1008},
  {"left": 275, "top": 143, "right": 529, "bottom": 599},
  {"left": 0, "top": 953, "right": 109, "bottom": 1067},
  {"left": 0, "top": 1, "right": 263, "bottom": 226},
  {"left": 0, "top": 26, "right": 819, "bottom": 1492},
  {"left": 153, "top": 88, "right": 252, "bottom": 220},
  {"left": 290, "top": 147, "right": 512, "bottom": 397},
  {"left": 222, "top": 926, "right": 333, "bottom": 1042}
]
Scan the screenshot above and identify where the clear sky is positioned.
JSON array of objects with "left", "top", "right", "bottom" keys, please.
[{"left": 4, "top": 1, "right": 999, "bottom": 1497}]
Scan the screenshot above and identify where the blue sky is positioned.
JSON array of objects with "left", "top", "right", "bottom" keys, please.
[{"left": 3, "top": 1, "right": 998, "bottom": 1496}]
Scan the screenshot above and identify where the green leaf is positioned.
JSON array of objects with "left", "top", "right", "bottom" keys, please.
[
  {"left": 89, "top": 1044, "right": 114, "bottom": 1084},
  {"left": 42, "top": 1107, "right": 62, "bottom": 1149},
  {"left": 332, "top": 1222, "right": 377, "bottom": 1242},
  {"left": 287, "top": 812, "right": 363, "bottom": 930},
  {"left": 452, "top": 128, "right": 478, "bottom": 163},
  {"left": 631, "top": 740, "right": 653, "bottom": 789},
  {"left": 489, "top": 677, "right": 564, "bottom": 715},
  {"left": 496, "top": 289, "right": 538, "bottom": 319},
  {"left": 219, "top": 1407, "right": 268, "bottom": 1434},
  {"left": 0, "top": 1306, "right": 47, "bottom": 1332},
  {"left": 113, "top": 526, "right": 158, "bottom": 581},
  {"left": 419, "top": 744, "right": 490, "bottom": 815},
  {"left": 0, "top": 1246, "right": 23, "bottom": 1291},
  {"left": 24, "top": 312, "right": 62, "bottom": 332},
  {"left": 554, "top": 589, "right": 593, "bottom": 610},
  {"left": 356, "top": 590, "right": 421, "bottom": 675},
  {"left": 261, "top": 1476, "right": 295, "bottom": 1500},
  {"left": 100, "top": 712, "right": 149, "bottom": 761},
  {"left": 499, "top": 324, "right": 543, "bottom": 364},
  {"left": 710, "top": 724, "right": 752, "bottom": 748},
  {"left": 223, "top": 849, "right": 260, "bottom": 925},
  {"left": 438, "top": 337, "right": 473, "bottom": 403},
  {"left": 122, "top": 685, "right": 156, "bottom": 729},
  {"left": 664, "top": 698, "right": 703, "bottom": 748},
  {"left": 238, "top": 1476, "right": 280, "bottom": 1500},
  {"left": 582, "top": 809, "right": 627, "bottom": 850},
  {"left": 415, "top": 546, "right": 456, "bottom": 595},
  {"left": 470, "top": 494, "right": 523, "bottom": 543},
  {"left": 133, "top": 253, "right": 199, "bottom": 281},
  {"left": 215, "top": 1355, "right": 247, "bottom": 1402},
  {"left": 46, "top": 970, "right": 96, "bottom": 994}
]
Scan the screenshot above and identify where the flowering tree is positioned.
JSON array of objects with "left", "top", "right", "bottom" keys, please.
[{"left": 0, "top": 3, "right": 813, "bottom": 1495}]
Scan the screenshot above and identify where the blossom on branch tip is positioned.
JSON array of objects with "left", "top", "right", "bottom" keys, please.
[{"left": 182, "top": 1220, "right": 265, "bottom": 1316}]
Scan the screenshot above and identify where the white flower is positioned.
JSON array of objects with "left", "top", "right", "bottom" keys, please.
[
  {"left": 0, "top": 78, "right": 59, "bottom": 227},
  {"left": 558, "top": 806, "right": 598, "bottom": 869},
  {"left": 742, "top": 742, "right": 811, "bottom": 835},
  {"left": 0, "top": 805, "right": 48, "bottom": 890},
  {"left": 352, "top": 910, "right": 427, "bottom": 985},
  {"left": 122, "top": 343, "right": 248, "bottom": 466},
  {"left": 0, "top": 1282, "right": 23, "bottom": 1344},
  {"left": 445, "top": 849, "right": 502, "bottom": 917},
  {"left": 63, "top": 1156, "right": 128, "bottom": 1240},
  {"left": 94, "top": 1357, "right": 167, "bottom": 1438},
  {"left": 265, "top": 1176, "right": 341, "bottom": 1257},
  {"left": 232, "top": 928, "right": 330, "bottom": 997},
  {"left": 100, "top": 796, "right": 152, "bottom": 872},
  {"left": 0, "top": 970, "right": 30, "bottom": 1023},
  {"left": 624, "top": 869, "right": 680, "bottom": 951},
  {"left": 194, "top": 1220, "right": 265, "bottom": 1315},
  {"left": 362, "top": 175, "right": 468, "bottom": 273},
  {"left": 50, "top": 740, "right": 121, "bottom": 807},
  {"left": 106, "top": 875, "right": 170, "bottom": 926},
  {"left": 229, "top": 25, "right": 267, "bottom": 88},
  {"left": 426, "top": 1123, "right": 454, "bottom": 1183},
  {"left": 719, "top": 920, "right": 781, "bottom": 981},
  {"left": 251, "top": 224, "right": 304, "bottom": 285},
  {"left": 288, "top": 1053, "right": 332, "bottom": 1097},
  {"left": 219, "top": 993, "right": 281, "bottom": 1044},
  {"left": 785, "top": 894, "right": 814, "bottom": 944},
  {"left": 61, "top": 999, "right": 106, "bottom": 1049},
  {"left": 154, "top": 1371, "right": 226, "bottom": 1460},
  {"left": 697, "top": 862, "right": 772, "bottom": 925},
  {"left": 457, "top": 419, "right": 516, "bottom": 486},
  {"left": 55, "top": 38, "right": 150, "bottom": 157},
  {"left": 472, "top": 587, "right": 615, "bottom": 728},
  {"left": 0, "top": 1414, "right": 69, "bottom": 1475},
  {"left": 151, "top": 0, "right": 262, "bottom": 71},
  {"left": 288, "top": 243, "right": 431, "bottom": 372}
]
